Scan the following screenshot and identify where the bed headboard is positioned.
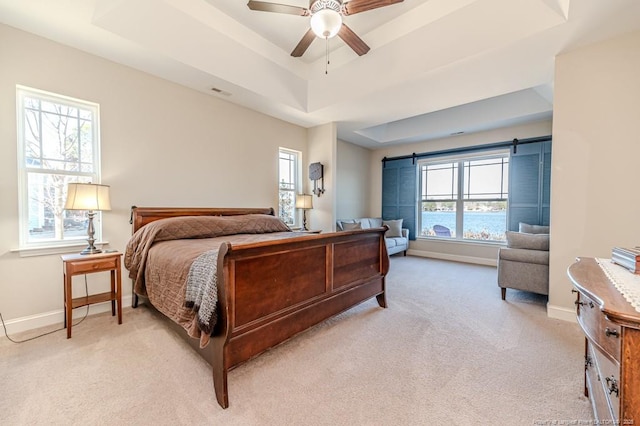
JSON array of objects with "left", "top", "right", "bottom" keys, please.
[{"left": 130, "top": 206, "right": 275, "bottom": 234}]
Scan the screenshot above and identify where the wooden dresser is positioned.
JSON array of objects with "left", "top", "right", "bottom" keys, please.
[{"left": 568, "top": 257, "right": 640, "bottom": 424}]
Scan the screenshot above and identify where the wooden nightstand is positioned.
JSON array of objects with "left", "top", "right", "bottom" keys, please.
[{"left": 61, "top": 251, "right": 123, "bottom": 338}]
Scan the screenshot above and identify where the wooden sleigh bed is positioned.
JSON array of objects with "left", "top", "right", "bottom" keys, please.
[{"left": 125, "top": 207, "right": 389, "bottom": 409}]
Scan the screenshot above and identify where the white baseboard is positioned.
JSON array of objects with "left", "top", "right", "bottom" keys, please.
[
  {"left": 0, "top": 295, "right": 134, "bottom": 336},
  {"left": 547, "top": 303, "right": 577, "bottom": 323},
  {"left": 407, "top": 249, "right": 497, "bottom": 267}
]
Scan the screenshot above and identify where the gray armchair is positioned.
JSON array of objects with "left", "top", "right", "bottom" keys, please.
[{"left": 497, "top": 224, "right": 550, "bottom": 300}]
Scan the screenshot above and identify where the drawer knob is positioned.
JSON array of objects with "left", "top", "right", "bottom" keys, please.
[
  {"left": 605, "top": 376, "right": 619, "bottom": 397},
  {"left": 575, "top": 300, "right": 594, "bottom": 308},
  {"left": 605, "top": 327, "right": 619, "bottom": 338},
  {"left": 584, "top": 355, "right": 593, "bottom": 368}
]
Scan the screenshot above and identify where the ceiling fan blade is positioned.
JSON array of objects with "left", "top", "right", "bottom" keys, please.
[
  {"left": 291, "top": 29, "right": 316, "bottom": 57},
  {"left": 342, "top": 0, "right": 404, "bottom": 15},
  {"left": 338, "top": 24, "right": 370, "bottom": 56},
  {"left": 247, "top": 1, "right": 308, "bottom": 16}
]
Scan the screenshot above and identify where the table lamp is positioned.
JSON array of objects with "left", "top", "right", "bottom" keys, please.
[
  {"left": 295, "top": 193, "right": 313, "bottom": 231},
  {"left": 64, "top": 183, "right": 111, "bottom": 255}
]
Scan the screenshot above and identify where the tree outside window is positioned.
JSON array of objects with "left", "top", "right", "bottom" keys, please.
[
  {"left": 278, "top": 148, "right": 300, "bottom": 227},
  {"left": 17, "top": 87, "right": 100, "bottom": 247}
]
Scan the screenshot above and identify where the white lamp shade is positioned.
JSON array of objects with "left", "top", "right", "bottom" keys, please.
[
  {"left": 295, "top": 194, "right": 313, "bottom": 210},
  {"left": 65, "top": 183, "right": 112, "bottom": 211},
  {"left": 310, "top": 9, "right": 342, "bottom": 38}
]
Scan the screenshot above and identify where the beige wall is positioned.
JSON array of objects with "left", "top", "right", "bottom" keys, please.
[
  {"left": 0, "top": 24, "right": 307, "bottom": 332},
  {"left": 308, "top": 123, "right": 337, "bottom": 232},
  {"left": 549, "top": 30, "right": 640, "bottom": 320},
  {"left": 368, "top": 120, "right": 553, "bottom": 265},
  {"left": 336, "top": 140, "right": 371, "bottom": 221},
  {"left": 5, "top": 21, "right": 639, "bottom": 331}
]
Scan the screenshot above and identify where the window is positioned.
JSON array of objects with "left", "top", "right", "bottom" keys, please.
[
  {"left": 419, "top": 152, "right": 509, "bottom": 242},
  {"left": 278, "top": 148, "right": 301, "bottom": 227},
  {"left": 17, "top": 86, "right": 101, "bottom": 248}
]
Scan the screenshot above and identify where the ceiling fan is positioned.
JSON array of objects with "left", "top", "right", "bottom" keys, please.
[{"left": 247, "top": 0, "right": 404, "bottom": 57}]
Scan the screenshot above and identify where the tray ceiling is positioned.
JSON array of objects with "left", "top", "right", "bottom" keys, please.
[{"left": 1, "top": 0, "right": 640, "bottom": 147}]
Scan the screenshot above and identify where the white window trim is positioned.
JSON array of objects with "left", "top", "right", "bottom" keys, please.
[
  {"left": 418, "top": 149, "right": 509, "bottom": 243},
  {"left": 16, "top": 85, "right": 102, "bottom": 252},
  {"left": 278, "top": 147, "right": 302, "bottom": 229},
  {"left": 10, "top": 241, "right": 111, "bottom": 257}
]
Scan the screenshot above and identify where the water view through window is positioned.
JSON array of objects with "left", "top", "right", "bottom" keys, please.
[
  {"left": 421, "top": 208, "right": 507, "bottom": 241},
  {"left": 419, "top": 154, "right": 509, "bottom": 242}
]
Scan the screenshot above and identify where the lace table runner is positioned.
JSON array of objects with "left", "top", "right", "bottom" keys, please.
[{"left": 595, "top": 258, "right": 640, "bottom": 313}]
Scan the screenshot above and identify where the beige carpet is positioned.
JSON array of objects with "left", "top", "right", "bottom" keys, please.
[{"left": 0, "top": 256, "right": 592, "bottom": 425}]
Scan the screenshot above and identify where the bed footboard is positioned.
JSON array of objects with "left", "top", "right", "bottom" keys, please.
[
  {"left": 211, "top": 228, "right": 389, "bottom": 408},
  {"left": 128, "top": 207, "right": 389, "bottom": 409}
]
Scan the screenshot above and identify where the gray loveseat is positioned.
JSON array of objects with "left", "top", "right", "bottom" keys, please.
[
  {"left": 337, "top": 217, "right": 409, "bottom": 256},
  {"left": 497, "top": 223, "right": 549, "bottom": 300}
]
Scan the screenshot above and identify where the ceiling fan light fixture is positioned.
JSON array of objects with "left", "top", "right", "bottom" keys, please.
[{"left": 310, "top": 8, "right": 342, "bottom": 38}]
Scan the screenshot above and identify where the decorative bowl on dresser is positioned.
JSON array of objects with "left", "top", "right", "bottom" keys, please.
[{"left": 568, "top": 257, "right": 640, "bottom": 424}]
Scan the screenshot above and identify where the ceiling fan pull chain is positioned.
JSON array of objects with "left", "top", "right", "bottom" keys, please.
[
  {"left": 325, "top": 37, "right": 328, "bottom": 74},
  {"left": 325, "top": 36, "right": 329, "bottom": 74}
]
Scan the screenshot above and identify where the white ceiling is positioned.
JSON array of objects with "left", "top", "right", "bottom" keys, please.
[{"left": 2, "top": 0, "right": 640, "bottom": 148}]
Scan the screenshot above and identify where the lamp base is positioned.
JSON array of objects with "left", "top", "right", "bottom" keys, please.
[
  {"left": 80, "top": 246, "right": 102, "bottom": 255},
  {"left": 79, "top": 211, "right": 101, "bottom": 255}
]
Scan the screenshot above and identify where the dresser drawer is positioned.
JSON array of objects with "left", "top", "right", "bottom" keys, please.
[
  {"left": 577, "top": 292, "right": 622, "bottom": 362},
  {"left": 592, "top": 340, "right": 621, "bottom": 421},
  {"left": 585, "top": 341, "right": 615, "bottom": 422},
  {"left": 569, "top": 258, "right": 640, "bottom": 426}
]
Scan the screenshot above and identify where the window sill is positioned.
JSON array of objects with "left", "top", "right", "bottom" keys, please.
[
  {"left": 417, "top": 237, "right": 505, "bottom": 247},
  {"left": 10, "top": 241, "right": 110, "bottom": 258}
]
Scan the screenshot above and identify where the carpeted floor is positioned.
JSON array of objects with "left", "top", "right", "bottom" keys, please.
[{"left": 0, "top": 256, "right": 592, "bottom": 425}]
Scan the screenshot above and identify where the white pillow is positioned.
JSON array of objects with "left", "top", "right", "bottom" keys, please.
[{"left": 383, "top": 219, "right": 403, "bottom": 238}]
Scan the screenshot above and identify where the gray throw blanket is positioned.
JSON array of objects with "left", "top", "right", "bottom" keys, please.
[{"left": 184, "top": 248, "right": 220, "bottom": 335}]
